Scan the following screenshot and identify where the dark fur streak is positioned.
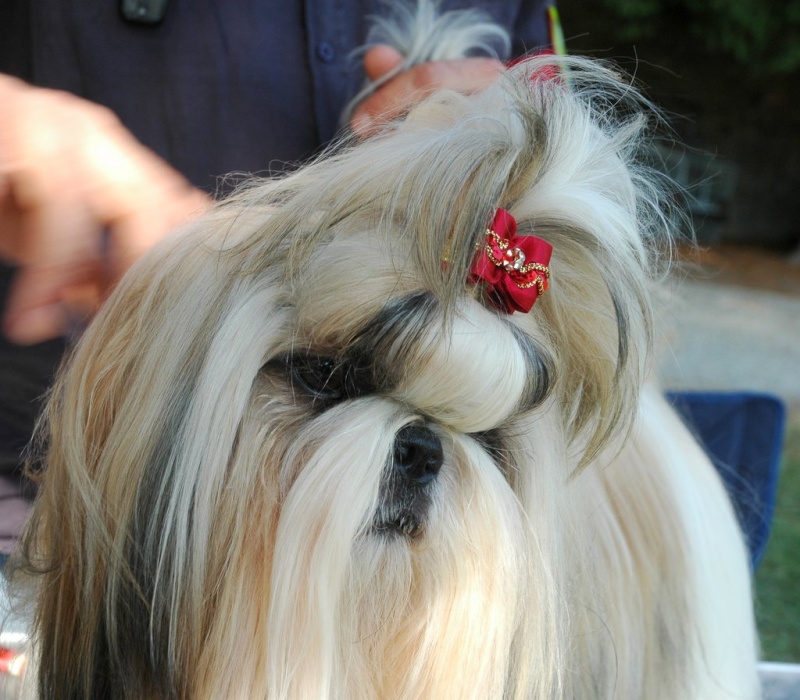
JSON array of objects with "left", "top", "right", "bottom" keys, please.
[
  {"left": 472, "top": 428, "right": 501, "bottom": 459},
  {"left": 610, "top": 290, "right": 629, "bottom": 378},
  {"left": 472, "top": 427, "right": 514, "bottom": 477},
  {"left": 507, "top": 323, "right": 554, "bottom": 412},
  {"left": 114, "top": 384, "right": 196, "bottom": 699},
  {"left": 345, "top": 291, "right": 440, "bottom": 394}
]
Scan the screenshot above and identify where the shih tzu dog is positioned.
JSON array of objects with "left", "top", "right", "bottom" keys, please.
[{"left": 12, "top": 8, "right": 759, "bottom": 700}]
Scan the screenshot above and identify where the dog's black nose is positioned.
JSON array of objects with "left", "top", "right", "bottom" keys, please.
[{"left": 393, "top": 425, "right": 443, "bottom": 486}]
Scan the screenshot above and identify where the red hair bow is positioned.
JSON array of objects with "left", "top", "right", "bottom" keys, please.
[{"left": 469, "top": 209, "right": 552, "bottom": 314}]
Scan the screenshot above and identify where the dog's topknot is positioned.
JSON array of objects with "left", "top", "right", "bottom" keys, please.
[{"left": 210, "top": 56, "right": 673, "bottom": 462}]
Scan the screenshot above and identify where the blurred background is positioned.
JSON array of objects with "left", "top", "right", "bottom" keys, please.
[
  {"left": 561, "top": 0, "right": 800, "bottom": 670},
  {"left": 566, "top": 0, "right": 800, "bottom": 252}
]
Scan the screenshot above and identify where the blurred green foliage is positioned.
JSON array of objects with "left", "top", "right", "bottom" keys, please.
[
  {"left": 599, "top": 0, "right": 800, "bottom": 73},
  {"left": 755, "top": 414, "right": 800, "bottom": 661}
]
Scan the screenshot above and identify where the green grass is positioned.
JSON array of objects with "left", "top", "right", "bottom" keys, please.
[{"left": 754, "top": 412, "right": 800, "bottom": 661}]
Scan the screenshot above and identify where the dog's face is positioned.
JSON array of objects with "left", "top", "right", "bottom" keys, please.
[
  {"left": 256, "top": 226, "right": 553, "bottom": 534},
  {"left": 23, "top": 60, "right": 670, "bottom": 698},
  {"left": 162, "top": 216, "right": 561, "bottom": 697}
]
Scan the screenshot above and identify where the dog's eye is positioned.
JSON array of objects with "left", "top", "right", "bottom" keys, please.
[
  {"left": 287, "top": 354, "right": 349, "bottom": 402},
  {"left": 262, "top": 352, "right": 375, "bottom": 407}
]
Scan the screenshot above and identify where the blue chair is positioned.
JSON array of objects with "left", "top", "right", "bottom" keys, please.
[{"left": 667, "top": 391, "right": 786, "bottom": 570}]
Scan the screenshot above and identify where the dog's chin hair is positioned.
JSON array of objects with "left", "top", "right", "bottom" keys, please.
[
  {"left": 13, "top": 45, "right": 758, "bottom": 700},
  {"left": 263, "top": 421, "right": 541, "bottom": 699}
]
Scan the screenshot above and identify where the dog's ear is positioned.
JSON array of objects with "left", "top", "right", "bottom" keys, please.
[
  {"left": 500, "top": 58, "right": 673, "bottom": 464},
  {"left": 21, "top": 217, "right": 293, "bottom": 695}
]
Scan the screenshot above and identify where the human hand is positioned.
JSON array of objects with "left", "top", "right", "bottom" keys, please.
[
  {"left": 0, "top": 74, "right": 209, "bottom": 344},
  {"left": 350, "top": 45, "right": 505, "bottom": 136}
]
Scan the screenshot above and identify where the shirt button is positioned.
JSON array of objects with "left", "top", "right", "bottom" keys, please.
[{"left": 316, "top": 42, "right": 336, "bottom": 63}]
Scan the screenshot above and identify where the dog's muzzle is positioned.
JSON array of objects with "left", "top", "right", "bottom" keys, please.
[{"left": 374, "top": 424, "right": 443, "bottom": 537}]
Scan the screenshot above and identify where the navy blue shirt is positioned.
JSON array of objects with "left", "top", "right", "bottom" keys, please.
[{"left": 7, "top": 0, "right": 553, "bottom": 191}]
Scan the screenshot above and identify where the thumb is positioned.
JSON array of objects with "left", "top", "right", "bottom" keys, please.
[{"left": 363, "top": 45, "right": 405, "bottom": 81}]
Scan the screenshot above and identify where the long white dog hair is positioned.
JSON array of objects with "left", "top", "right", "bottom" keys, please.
[{"left": 15, "top": 7, "right": 758, "bottom": 699}]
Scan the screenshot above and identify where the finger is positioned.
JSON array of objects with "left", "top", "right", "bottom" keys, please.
[
  {"left": 363, "top": 45, "right": 405, "bottom": 81},
  {"left": 351, "top": 58, "right": 504, "bottom": 135},
  {"left": 0, "top": 187, "right": 23, "bottom": 262},
  {"left": 3, "top": 301, "right": 70, "bottom": 345},
  {"left": 76, "top": 115, "right": 209, "bottom": 282},
  {"left": 4, "top": 258, "right": 103, "bottom": 344},
  {"left": 2, "top": 140, "right": 105, "bottom": 344},
  {"left": 351, "top": 67, "right": 433, "bottom": 135},
  {"left": 6, "top": 245, "right": 117, "bottom": 345},
  {"left": 105, "top": 186, "right": 208, "bottom": 283}
]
